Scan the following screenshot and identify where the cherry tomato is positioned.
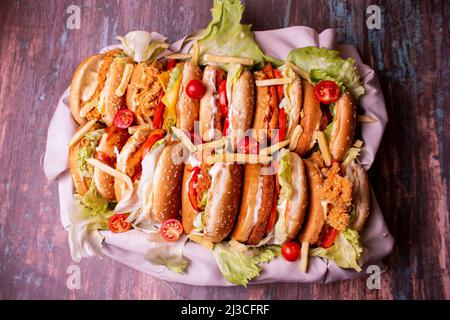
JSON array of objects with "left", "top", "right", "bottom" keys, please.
[
  {"left": 320, "top": 227, "right": 339, "bottom": 248},
  {"left": 218, "top": 80, "right": 228, "bottom": 117},
  {"left": 188, "top": 167, "right": 201, "bottom": 212},
  {"left": 273, "top": 69, "right": 284, "bottom": 100},
  {"left": 109, "top": 214, "right": 131, "bottom": 233},
  {"left": 113, "top": 109, "right": 134, "bottom": 129},
  {"left": 152, "top": 92, "right": 165, "bottom": 129},
  {"left": 278, "top": 108, "right": 287, "bottom": 141},
  {"left": 314, "top": 80, "right": 340, "bottom": 104},
  {"left": 281, "top": 241, "right": 301, "bottom": 262},
  {"left": 94, "top": 151, "right": 115, "bottom": 167},
  {"left": 265, "top": 197, "right": 277, "bottom": 234},
  {"left": 237, "top": 136, "right": 259, "bottom": 154},
  {"left": 160, "top": 219, "right": 184, "bottom": 242},
  {"left": 141, "top": 130, "right": 165, "bottom": 156},
  {"left": 166, "top": 59, "right": 177, "bottom": 70},
  {"left": 185, "top": 79, "right": 205, "bottom": 99}
]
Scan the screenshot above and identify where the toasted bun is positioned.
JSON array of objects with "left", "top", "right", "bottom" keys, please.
[
  {"left": 70, "top": 54, "right": 104, "bottom": 125},
  {"left": 329, "top": 91, "right": 356, "bottom": 161},
  {"left": 177, "top": 62, "right": 202, "bottom": 131},
  {"left": 114, "top": 127, "right": 152, "bottom": 201},
  {"left": 93, "top": 127, "right": 129, "bottom": 201},
  {"left": 203, "top": 164, "right": 243, "bottom": 243},
  {"left": 284, "top": 152, "right": 308, "bottom": 239},
  {"left": 101, "top": 57, "right": 132, "bottom": 126},
  {"left": 199, "top": 66, "right": 220, "bottom": 141},
  {"left": 151, "top": 143, "right": 184, "bottom": 222},
  {"left": 232, "top": 164, "right": 275, "bottom": 244},
  {"left": 346, "top": 161, "right": 370, "bottom": 232},
  {"left": 295, "top": 80, "right": 321, "bottom": 156},
  {"left": 285, "top": 77, "right": 302, "bottom": 139},
  {"left": 298, "top": 159, "right": 324, "bottom": 244},
  {"left": 227, "top": 69, "right": 255, "bottom": 147},
  {"left": 126, "top": 61, "right": 164, "bottom": 125}
]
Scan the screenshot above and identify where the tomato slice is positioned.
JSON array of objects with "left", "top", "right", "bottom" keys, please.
[
  {"left": 218, "top": 80, "right": 228, "bottom": 118},
  {"left": 281, "top": 241, "right": 301, "bottom": 262},
  {"left": 131, "top": 171, "right": 142, "bottom": 183},
  {"left": 320, "top": 227, "right": 339, "bottom": 248},
  {"left": 109, "top": 214, "right": 131, "bottom": 233},
  {"left": 188, "top": 167, "right": 201, "bottom": 211},
  {"left": 141, "top": 130, "right": 165, "bottom": 156},
  {"left": 166, "top": 59, "right": 177, "bottom": 70},
  {"left": 94, "top": 151, "right": 115, "bottom": 167},
  {"left": 237, "top": 136, "right": 259, "bottom": 154},
  {"left": 273, "top": 69, "right": 284, "bottom": 100},
  {"left": 314, "top": 80, "right": 340, "bottom": 104},
  {"left": 113, "top": 109, "right": 134, "bottom": 129},
  {"left": 278, "top": 108, "right": 287, "bottom": 141},
  {"left": 152, "top": 92, "right": 165, "bottom": 129},
  {"left": 222, "top": 117, "right": 229, "bottom": 136},
  {"left": 160, "top": 219, "right": 184, "bottom": 242}
]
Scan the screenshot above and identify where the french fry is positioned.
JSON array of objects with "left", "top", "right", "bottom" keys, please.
[
  {"left": 203, "top": 54, "right": 254, "bottom": 66},
  {"left": 289, "top": 125, "right": 303, "bottom": 151},
  {"left": 285, "top": 61, "right": 310, "bottom": 82},
  {"left": 188, "top": 234, "right": 214, "bottom": 250},
  {"left": 315, "top": 131, "right": 332, "bottom": 166},
  {"left": 191, "top": 41, "right": 200, "bottom": 65},
  {"left": 115, "top": 63, "right": 134, "bottom": 97},
  {"left": 171, "top": 127, "right": 196, "bottom": 153},
  {"left": 86, "top": 158, "right": 133, "bottom": 190},
  {"left": 300, "top": 242, "right": 309, "bottom": 273},
  {"left": 69, "top": 119, "right": 98, "bottom": 147},
  {"left": 255, "top": 78, "right": 293, "bottom": 87},
  {"left": 357, "top": 115, "right": 378, "bottom": 123},
  {"left": 165, "top": 53, "right": 192, "bottom": 60},
  {"left": 205, "top": 153, "right": 273, "bottom": 165},
  {"left": 79, "top": 98, "right": 99, "bottom": 118},
  {"left": 259, "top": 139, "right": 291, "bottom": 156}
]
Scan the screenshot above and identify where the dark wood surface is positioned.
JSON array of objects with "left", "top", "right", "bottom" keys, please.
[{"left": 0, "top": 0, "right": 448, "bottom": 300}]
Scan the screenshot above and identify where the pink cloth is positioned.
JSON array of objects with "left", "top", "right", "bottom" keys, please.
[{"left": 44, "top": 27, "right": 394, "bottom": 286}]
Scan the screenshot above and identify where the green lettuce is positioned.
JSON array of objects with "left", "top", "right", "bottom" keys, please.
[
  {"left": 76, "top": 129, "right": 104, "bottom": 177},
  {"left": 287, "top": 47, "right": 365, "bottom": 99},
  {"left": 166, "top": 63, "right": 183, "bottom": 92},
  {"left": 213, "top": 243, "right": 280, "bottom": 287},
  {"left": 277, "top": 149, "right": 293, "bottom": 201},
  {"left": 145, "top": 232, "right": 190, "bottom": 274},
  {"left": 194, "top": 0, "right": 280, "bottom": 69},
  {"left": 117, "top": 31, "right": 169, "bottom": 63},
  {"left": 341, "top": 147, "right": 361, "bottom": 171},
  {"left": 69, "top": 184, "right": 115, "bottom": 262},
  {"left": 310, "top": 228, "right": 363, "bottom": 271},
  {"left": 226, "top": 63, "right": 243, "bottom": 100}
]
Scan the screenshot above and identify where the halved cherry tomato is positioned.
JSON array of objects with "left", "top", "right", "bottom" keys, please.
[
  {"left": 278, "top": 108, "right": 287, "bottom": 142},
  {"left": 152, "top": 92, "right": 165, "bottom": 129},
  {"left": 237, "top": 136, "right": 259, "bottom": 154},
  {"left": 166, "top": 59, "right": 177, "bottom": 70},
  {"left": 273, "top": 69, "right": 284, "bottom": 100},
  {"left": 188, "top": 167, "right": 201, "bottom": 212},
  {"left": 266, "top": 196, "right": 277, "bottom": 234},
  {"left": 222, "top": 118, "right": 229, "bottom": 136},
  {"left": 94, "top": 151, "right": 115, "bottom": 167},
  {"left": 113, "top": 109, "right": 134, "bottom": 129},
  {"left": 160, "top": 219, "right": 184, "bottom": 242},
  {"left": 320, "top": 227, "right": 339, "bottom": 248},
  {"left": 218, "top": 80, "right": 228, "bottom": 117},
  {"left": 281, "top": 241, "right": 301, "bottom": 262},
  {"left": 185, "top": 79, "right": 205, "bottom": 99},
  {"left": 141, "top": 130, "right": 165, "bottom": 156},
  {"left": 314, "top": 80, "right": 340, "bottom": 104},
  {"left": 109, "top": 214, "right": 131, "bottom": 233}
]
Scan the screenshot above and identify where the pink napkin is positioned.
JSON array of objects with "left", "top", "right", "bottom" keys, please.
[{"left": 43, "top": 27, "right": 394, "bottom": 286}]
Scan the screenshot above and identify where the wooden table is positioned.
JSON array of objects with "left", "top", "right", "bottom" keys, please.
[{"left": 1, "top": 0, "right": 448, "bottom": 300}]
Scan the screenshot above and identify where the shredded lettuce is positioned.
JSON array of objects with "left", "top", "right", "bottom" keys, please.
[
  {"left": 194, "top": 0, "right": 280, "bottom": 69},
  {"left": 310, "top": 228, "right": 363, "bottom": 272},
  {"left": 76, "top": 129, "right": 104, "bottom": 177},
  {"left": 145, "top": 232, "right": 190, "bottom": 274},
  {"left": 341, "top": 147, "right": 361, "bottom": 171},
  {"left": 69, "top": 184, "right": 115, "bottom": 262},
  {"left": 277, "top": 149, "right": 293, "bottom": 202},
  {"left": 213, "top": 243, "right": 280, "bottom": 287},
  {"left": 117, "top": 31, "right": 169, "bottom": 63},
  {"left": 287, "top": 47, "right": 365, "bottom": 99}
]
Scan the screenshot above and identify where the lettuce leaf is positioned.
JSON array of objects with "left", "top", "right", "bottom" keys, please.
[
  {"left": 310, "top": 228, "right": 363, "bottom": 271},
  {"left": 69, "top": 184, "right": 115, "bottom": 262},
  {"left": 277, "top": 149, "right": 293, "bottom": 201},
  {"left": 76, "top": 129, "right": 104, "bottom": 177},
  {"left": 117, "top": 31, "right": 169, "bottom": 63},
  {"left": 213, "top": 243, "right": 280, "bottom": 287},
  {"left": 287, "top": 47, "right": 365, "bottom": 99},
  {"left": 145, "top": 232, "right": 190, "bottom": 274},
  {"left": 166, "top": 63, "right": 183, "bottom": 93},
  {"left": 194, "top": 0, "right": 280, "bottom": 68},
  {"left": 341, "top": 147, "right": 361, "bottom": 171}
]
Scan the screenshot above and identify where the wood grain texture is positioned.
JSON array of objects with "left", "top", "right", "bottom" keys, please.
[{"left": 0, "top": 0, "right": 448, "bottom": 300}]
